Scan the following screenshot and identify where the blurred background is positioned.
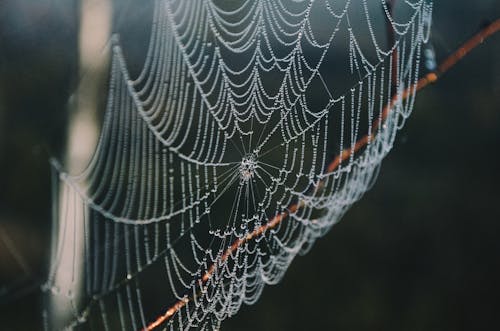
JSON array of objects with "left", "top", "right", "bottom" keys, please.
[{"left": 0, "top": 0, "right": 499, "bottom": 330}]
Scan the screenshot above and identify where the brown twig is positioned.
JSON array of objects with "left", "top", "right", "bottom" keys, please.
[{"left": 143, "top": 17, "right": 500, "bottom": 331}]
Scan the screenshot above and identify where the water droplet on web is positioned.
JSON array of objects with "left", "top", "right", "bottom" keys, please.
[{"left": 239, "top": 153, "right": 257, "bottom": 183}]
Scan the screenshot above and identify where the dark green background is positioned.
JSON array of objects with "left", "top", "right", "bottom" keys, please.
[{"left": 1, "top": 1, "right": 499, "bottom": 330}]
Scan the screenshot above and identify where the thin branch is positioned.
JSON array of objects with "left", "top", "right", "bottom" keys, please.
[{"left": 143, "top": 17, "right": 500, "bottom": 331}]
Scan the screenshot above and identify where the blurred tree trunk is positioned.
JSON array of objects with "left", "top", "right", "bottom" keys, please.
[{"left": 48, "top": 0, "right": 111, "bottom": 328}]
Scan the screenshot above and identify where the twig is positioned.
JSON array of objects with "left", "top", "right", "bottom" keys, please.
[{"left": 143, "top": 17, "right": 500, "bottom": 331}]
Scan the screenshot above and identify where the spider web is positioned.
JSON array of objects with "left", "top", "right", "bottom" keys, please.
[{"left": 44, "top": 0, "right": 433, "bottom": 329}]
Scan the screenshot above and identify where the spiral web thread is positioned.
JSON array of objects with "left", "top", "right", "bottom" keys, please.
[{"left": 44, "top": 0, "right": 433, "bottom": 329}]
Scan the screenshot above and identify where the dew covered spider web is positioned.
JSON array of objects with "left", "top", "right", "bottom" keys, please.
[{"left": 44, "top": 0, "right": 432, "bottom": 329}]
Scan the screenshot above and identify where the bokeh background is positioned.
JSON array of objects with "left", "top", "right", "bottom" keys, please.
[{"left": 1, "top": 0, "right": 499, "bottom": 330}]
